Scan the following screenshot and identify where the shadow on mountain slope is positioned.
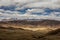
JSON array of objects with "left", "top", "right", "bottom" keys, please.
[{"left": 39, "top": 28, "right": 60, "bottom": 40}]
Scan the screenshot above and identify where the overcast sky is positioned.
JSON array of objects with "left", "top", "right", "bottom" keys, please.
[{"left": 0, "top": 0, "right": 60, "bottom": 21}]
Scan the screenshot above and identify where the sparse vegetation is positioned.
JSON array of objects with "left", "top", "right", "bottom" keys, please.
[
  {"left": 0, "top": 27, "right": 60, "bottom": 40},
  {"left": 0, "top": 20, "right": 60, "bottom": 40},
  {"left": 0, "top": 27, "right": 43, "bottom": 40}
]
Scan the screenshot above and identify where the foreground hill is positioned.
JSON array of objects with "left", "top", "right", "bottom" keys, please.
[
  {"left": 0, "top": 26, "right": 45, "bottom": 40},
  {"left": 0, "top": 26, "right": 60, "bottom": 40}
]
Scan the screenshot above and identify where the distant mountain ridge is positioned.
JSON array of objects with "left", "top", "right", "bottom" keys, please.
[{"left": 0, "top": 19, "right": 60, "bottom": 28}]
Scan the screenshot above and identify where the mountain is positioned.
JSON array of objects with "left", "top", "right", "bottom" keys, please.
[{"left": 0, "top": 19, "right": 60, "bottom": 28}]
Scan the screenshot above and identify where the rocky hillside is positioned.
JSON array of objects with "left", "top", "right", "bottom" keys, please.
[{"left": 0, "top": 20, "right": 60, "bottom": 28}]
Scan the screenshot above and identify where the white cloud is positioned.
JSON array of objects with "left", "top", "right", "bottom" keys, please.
[
  {"left": 21, "top": 2, "right": 60, "bottom": 9},
  {"left": 14, "top": 0, "right": 60, "bottom": 10},
  {"left": 0, "top": 0, "right": 60, "bottom": 21},
  {"left": 24, "top": 9, "right": 45, "bottom": 15},
  {"left": 0, "top": 0, "right": 59, "bottom": 10}
]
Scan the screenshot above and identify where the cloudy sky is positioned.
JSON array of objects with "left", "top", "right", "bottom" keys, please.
[{"left": 0, "top": 0, "right": 60, "bottom": 21}]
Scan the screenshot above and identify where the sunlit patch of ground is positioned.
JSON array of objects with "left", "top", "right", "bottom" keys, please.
[
  {"left": 0, "top": 24, "right": 59, "bottom": 33},
  {"left": 21, "top": 27, "right": 59, "bottom": 33},
  {"left": 22, "top": 27, "right": 56, "bottom": 31}
]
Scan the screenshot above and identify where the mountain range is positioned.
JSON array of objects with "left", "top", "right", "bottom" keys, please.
[{"left": 0, "top": 19, "right": 60, "bottom": 28}]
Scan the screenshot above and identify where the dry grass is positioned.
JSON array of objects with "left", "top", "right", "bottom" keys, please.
[
  {"left": 0, "top": 27, "right": 44, "bottom": 40},
  {"left": 0, "top": 26, "right": 60, "bottom": 40},
  {"left": 0, "top": 20, "right": 60, "bottom": 40}
]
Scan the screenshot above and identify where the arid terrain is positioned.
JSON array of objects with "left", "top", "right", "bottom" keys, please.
[{"left": 0, "top": 20, "right": 60, "bottom": 40}]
